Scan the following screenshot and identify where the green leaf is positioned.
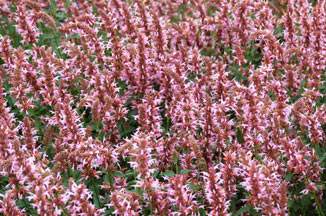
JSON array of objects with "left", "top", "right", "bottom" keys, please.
[
  {"left": 39, "top": 34, "right": 54, "bottom": 40},
  {"left": 178, "top": 3, "right": 187, "bottom": 11},
  {"left": 180, "top": 169, "right": 192, "bottom": 175},
  {"left": 125, "top": 170, "right": 135, "bottom": 179},
  {"left": 93, "top": 194, "right": 101, "bottom": 208},
  {"left": 318, "top": 155, "right": 326, "bottom": 162},
  {"left": 62, "top": 177, "right": 69, "bottom": 188},
  {"left": 285, "top": 172, "right": 293, "bottom": 181},
  {"left": 162, "top": 170, "right": 175, "bottom": 177},
  {"left": 50, "top": 0, "right": 57, "bottom": 15},
  {"left": 104, "top": 208, "right": 115, "bottom": 216},
  {"left": 16, "top": 200, "right": 25, "bottom": 208},
  {"left": 250, "top": 46, "right": 258, "bottom": 57},
  {"left": 55, "top": 12, "right": 67, "bottom": 21},
  {"left": 127, "top": 180, "right": 137, "bottom": 188},
  {"left": 233, "top": 207, "right": 250, "bottom": 216},
  {"left": 112, "top": 171, "right": 126, "bottom": 178},
  {"left": 236, "top": 128, "right": 244, "bottom": 144},
  {"left": 273, "top": 24, "right": 285, "bottom": 36},
  {"left": 199, "top": 208, "right": 207, "bottom": 216},
  {"left": 153, "top": 170, "right": 160, "bottom": 178},
  {"left": 65, "top": 0, "right": 71, "bottom": 8},
  {"left": 288, "top": 199, "right": 295, "bottom": 208},
  {"left": 187, "top": 183, "right": 197, "bottom": 191},
  {"left": 104, "top": 173, "right": 109, "bottom": 182}
]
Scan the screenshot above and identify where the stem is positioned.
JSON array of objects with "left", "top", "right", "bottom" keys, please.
[
  {"left": 91, "top": 177, "right": 102, "bottom": 208},
  {"left": 67, "top": 160, "right": 75, "bottom": 179},
  {"left": 196, "top": 166, "right": 200, "bottom": 214},
  {"left": 134, "top": 169, "right": 141, "bottom": 194},
  {"left": 312, "top": 191, "right": 325, "bottom": 216},
  {"left": 304, "top": 177, "right": 324, "bottom": 216},
  {"left": 254, "top": 143, "right": 259, "bottom": 160},
  {"left": 108, "top": 169, "right": 114, "bottom": 191},
  {"left": 51, "top": 28, "right": 63, "bottom": 59},
  {"left": 148, "top": 191, "right": 153, "bottom": 215},
  {"left": 62, "top": 209, "right": 69, "bottom": 216},
  {"left": 104, "top": 169, "right": 114, "bottom": 204},
  {"left": 0, "top": 24, "right": 6, "bottom": 35},
  {"left": 166, "top": 117, "right": 170, "bottom": 132},
  {"left": 22, "top": 197, "right": 34, "bottom": 215},
  {"left": 16, "top": 185, "right": 36, "bottom": 215}
]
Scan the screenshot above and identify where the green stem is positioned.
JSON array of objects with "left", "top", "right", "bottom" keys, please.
[
  {"left": 104, "top": 169, "right": 114, "bottom": 204},
  {"left": 52, "top": 28, "right": 63, "bottom": 59},
  {"left": 0, "top": 24, "right": 6, "bottom": 35},
  {"left": 134, "top": 169, "right": 141, "bottom": 194},
  {"left": 22, "top": 198, "right": 33, "bottom": 215},
  {"left": 312, "top": 191, "right": 325, "bottom": 216},
  {"left": 108, "top": 170, "right": 114, "bottom": 191},
  {"left": 254, "top": 144, "right": 259, "bottom": 160},
  {"left": 166, "top": 117, "right": 170, "bottom": 132},
  {"left": 91, "top": 177, "right": 102, "bottom": 208},
  {"left": 16, "top": 185, "right": 36, "bottom": 215},
  {"left": 304, "top": 177, "right": 324, "bottom": 216},
  {"left": 148, "top": 191, "right": 153, "bottom": 215},
  {"left": 196, "top": 166, "right": 200, "bottom": 214},
  {"left": 67, "top": 161, "right": 75, "bottom": 179},
  {"left": 62, "top": 209, "right": 69, "bottom": 216}
]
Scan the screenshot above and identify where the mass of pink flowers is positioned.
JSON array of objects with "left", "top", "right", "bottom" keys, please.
[{"left": 0, "top": 0, "right": 326, "bottom": 215}]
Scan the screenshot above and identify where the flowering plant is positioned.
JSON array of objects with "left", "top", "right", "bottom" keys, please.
[{"left": 0, "top": 0, "right": 326, "bottom": 215}]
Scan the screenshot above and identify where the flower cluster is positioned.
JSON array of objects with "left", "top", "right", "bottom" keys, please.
[{"left": 1, "top": 0, "right": 326, "bottom": 215}]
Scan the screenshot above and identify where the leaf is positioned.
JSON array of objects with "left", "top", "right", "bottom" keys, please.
[
  {"left": 127, "top": 180, "right": 137, "bottom": 188},
  {"left": 55, "top": 12, "right": 67, "bottom": 21},
  {"left": 62, "top": 177, "right": 69, "bottom": 188},
  {"left": 273, "top": 24, "right": 285, "bottom": 36},
  {"left": 125, "top": 170, "right": 135, "bottom": 179},
  {"left": 288, "top": 199, "right": 295, "bottom": 208},
  {"left": 50, "top": 0, "right": 57, "bottom": 15},
  {"left": 16, "top": 200, "right": 25, "bottom": 208},
  {"left": 199, "top": 208, "right": 207, "bottom": 216},
  {"left": 187, "top": 183, "right": 197, "bottom": 191},
  {"left": 104, "top": 208, "right": 115, "bottom": 216},
  {"left": 236, "top": 128, "right": 244, "bottom": 144},
  {"left": 250, "top": 45, "right": 258, "bottom": 57},
  {"left": 180, "top": 169, "right": 192, "bottom": 175},
  {"left": 162, "top": 170, "right": 175, "bottom": 177},
  {"left": 93, "top": 195, "right": 101, "bottom": 208},
  {"left": 39, "top": 34, "right": 54, "bottom": 40},
  {"left": 285, "top": 172, "right": 293, "bottom": 181},
  {"left": 318, "top": 155, "right": 326, "bottom": 162},
  {"left": 112, "top": 171, "right": 126, "bottom": 178},
  {"left": 177, "top": 3, "right": 187, "bottom": 11},
  {"left": 233, "top": 207, "right": 250, "bottom": 216},
  {"left": 153, "top": 170, "right": 160, "bottom": 178},
  {"left": 65, "top": 0, "right": 71, "bottom": 8},
  {"left": 104, "top": 174, "right": 109, "bottom": 183}
]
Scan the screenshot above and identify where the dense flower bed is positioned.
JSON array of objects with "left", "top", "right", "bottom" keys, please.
[{"left": 0, "top": 0, "right": 326, "bottom": 215}]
